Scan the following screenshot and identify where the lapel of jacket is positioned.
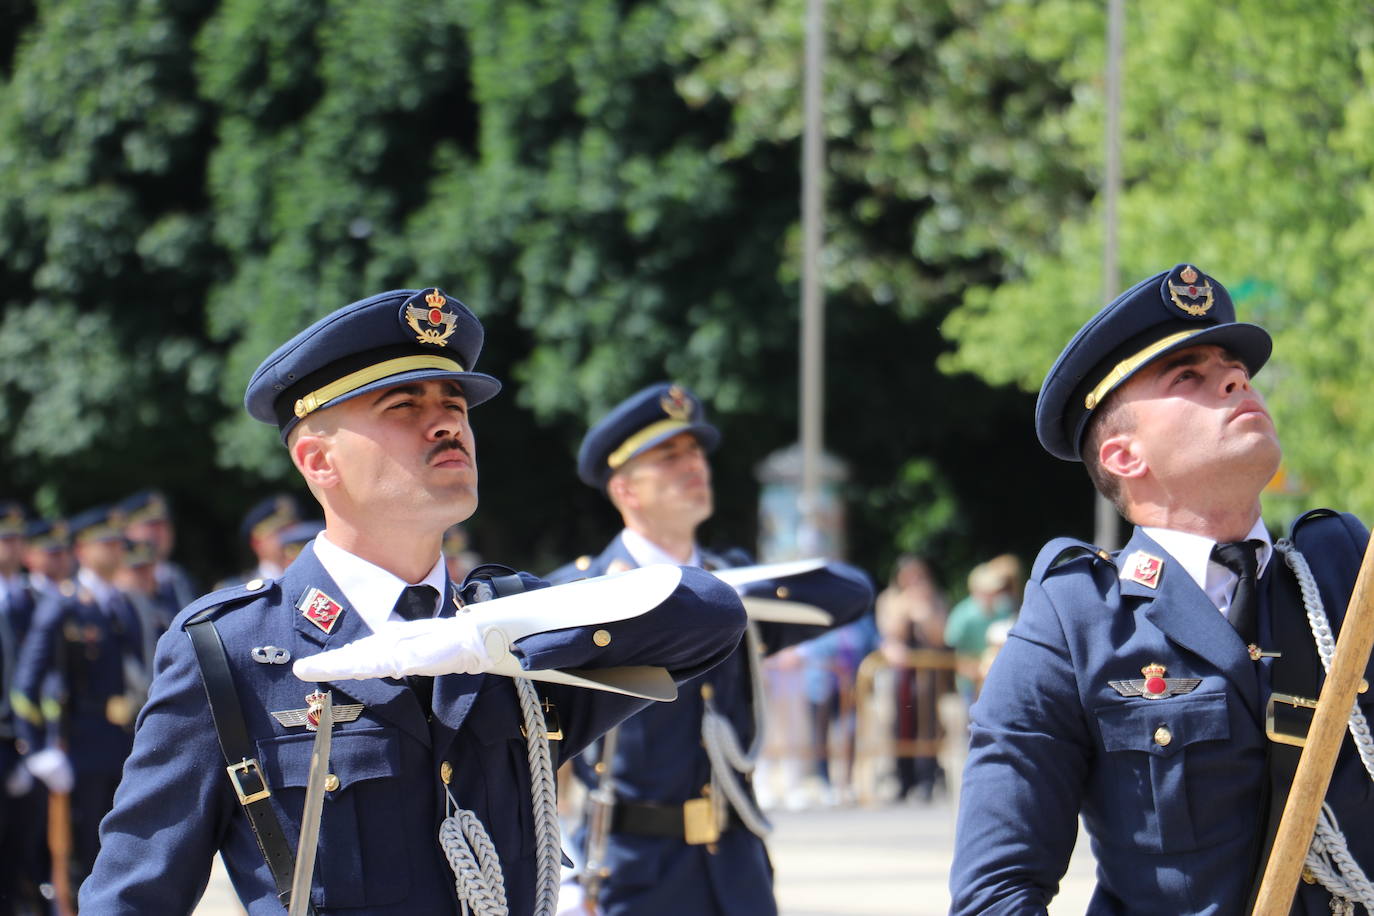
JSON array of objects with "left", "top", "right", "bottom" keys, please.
[
  {"left": 285, "top": 544, "right": 432, "bottom": 747},
  {"left": 1127, "top": 528, "right": 1261, "bottom": 720},
  {"left": 599, "top": 533, "right": 640, "bottom": 573}
]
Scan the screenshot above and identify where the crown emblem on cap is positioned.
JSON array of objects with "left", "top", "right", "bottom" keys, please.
[
  {"left": 1167, "top": 265, "right": 1214, "bottom": 317},
  {"left": 404, "top": 288, "right": 459, "bottom": 347},
  {"left": 660, "top": 385, "right": 691, "bottom": 421}
]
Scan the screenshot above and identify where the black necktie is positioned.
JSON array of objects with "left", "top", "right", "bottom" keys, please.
[
  {"left": 393, "top": 585, "right": 439, "bottom": 711},
  {"left": 393, "top": 585, "right": 438, "bottom": 622},
  {"left": 1212, "top": 539, "right": 1263, "bottom": 651}
]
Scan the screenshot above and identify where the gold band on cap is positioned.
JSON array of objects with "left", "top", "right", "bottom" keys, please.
[
  {"left": 1083, "top": 331, "right": 1200, "bottom": 410},
  {"left": 293, "top": 355, "right": 465, "bottom": 419},
  {"left": 606, "top": 419, "right": 691, "bottom": 470}
]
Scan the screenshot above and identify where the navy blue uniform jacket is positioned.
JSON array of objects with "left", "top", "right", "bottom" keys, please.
[
  {"left": 80, "top": 543, "right": 745, "bottom": 915},
  {"left": 548, "top": 534, "right": 874, "bottom": 916},
  {"left": 951, "top": 510, "right": 1374, "bottom": 915}
]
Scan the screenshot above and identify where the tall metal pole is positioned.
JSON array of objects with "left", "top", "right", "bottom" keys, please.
[
  {"left": 799, "top": 0, "right": 826, "bottom": 555},
  {"left": 1094, "top": 0, "right": 1124, "bottom": 549}
]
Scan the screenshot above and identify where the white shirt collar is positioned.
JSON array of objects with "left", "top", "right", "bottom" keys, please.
[
  {"left": 77, "top": 566, "right": 118, "bottom": 606},
  {"left": 1139, "top": 517, "right": 1273, "bottom": 615},
  {"left": 619, "top": 527, "right": 701, "bottom": 570},
  {"left": 312, "top": 531, "right": 447, "bottom": 634}
]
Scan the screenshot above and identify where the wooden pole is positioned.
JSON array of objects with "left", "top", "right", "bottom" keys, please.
[{"left": 1252, "top": 535, "right": 1374, "bottom": 914}]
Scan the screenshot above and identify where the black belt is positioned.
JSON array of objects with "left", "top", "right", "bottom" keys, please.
[
  {"left": 611, "top": 799, "right": 744, "bottom": 841},
  {"left": 187, "top": 615, "right": 315, "bottom": 915}
]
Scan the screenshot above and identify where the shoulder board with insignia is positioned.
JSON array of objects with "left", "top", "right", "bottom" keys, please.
[
  {"left": 1031, "top": 537, "right": 1114, "bottom": 582},
  {"left": 180, "top": 578, "right": 279, "bottom": 628}
]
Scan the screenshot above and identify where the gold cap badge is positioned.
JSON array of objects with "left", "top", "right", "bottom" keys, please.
[{"left": 404, "top": 288, "right": 459, "bottom": 346}]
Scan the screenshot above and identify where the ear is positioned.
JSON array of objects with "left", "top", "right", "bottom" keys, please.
[
  {"left": 1097, "top": 431, "right": 1147, "bottom": 481},
  {"left": 292, "top": 432, "right": 340, "bottom": 490},
  {"left": 607, "top": 472, "right": 637, "bottom": 512}
]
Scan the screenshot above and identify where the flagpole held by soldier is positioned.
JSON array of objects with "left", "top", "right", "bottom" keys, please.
[{"left": 949, "top": 264, "right": 1374, "bottom": 915}]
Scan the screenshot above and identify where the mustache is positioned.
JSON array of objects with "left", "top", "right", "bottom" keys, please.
[{"left": 427, "top": 439, "right": 471, "bottom": 463}]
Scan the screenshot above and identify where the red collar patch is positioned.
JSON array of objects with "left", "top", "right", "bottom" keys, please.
[{"left": 299, "top": 586, "right": 344, "bottom": 634}]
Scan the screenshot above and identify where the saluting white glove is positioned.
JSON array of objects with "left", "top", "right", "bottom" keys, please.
[
  {"left": 293, "top": 616, "right": 492, "bottom": 681},
  {"left": 25, "top": 748, "right": 74, "bottom": 794}
]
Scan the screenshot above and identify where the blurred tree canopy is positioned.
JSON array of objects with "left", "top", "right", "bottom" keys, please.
[{"left": 1, "top": 0, "right": 1361, "bottom": 589}]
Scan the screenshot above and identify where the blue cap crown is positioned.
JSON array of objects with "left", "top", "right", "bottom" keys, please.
[
  {"left": 1035, "top": 264, "right": 1272, "bottom": 461},
  {"left": 25, "top": 518, "right": 69, "bottom": 549},
  {"left": 244, "top": 287, "right": 501, "bottom": 439},
  {"left": 577, "top": 382, "right": 720, "bottom": 488},
  {"left": 69, "top": 505, "right": 126, "bottom": 543},
  {"left": 117, "top": 489, "right": 170, "bottom": 525},
  {"left": 239, "top": 494, "right": 301, "bottom": 543},
  {"left": 0, "top": 501, "right": 27, "bottom": 536}
]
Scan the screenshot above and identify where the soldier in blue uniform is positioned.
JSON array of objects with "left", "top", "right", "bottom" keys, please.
[
  {"left": 21, "top": 518, "right": 73, "bottom": 600},
  {"left": 118, "top": 489, "right": 199, "bottom": 614},
  {"left": 949, "top": 264, "right": 1374, "bottom": 914},
  {"left": 218, "top": 494, "right": 303, "bottom": 589},
  {"left": 0, "top": 502, "right": 49, "bottom": 915},
  {"left": 547, "top": 382, "right": 875, "bottom": 916},
  {"left": 12, "top": 504, "right": 147, "bottom": 899},
  {"left": 81, "top": 287, "right": 745, "bottom": 915}
]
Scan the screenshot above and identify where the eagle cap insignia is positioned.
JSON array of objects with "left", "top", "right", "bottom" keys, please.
[
  {"left": 660, "top": 384, "right": 692, "bottom": 421},
  {"left": 1166, "top": 264, "right": 1214, "bottom": 318},
  {"left": 1122, "top": 550, "right": 1164, "bottom": 589},
  {"left": 402, "top": 287, "right": 459, "bottom": 347},
  {"left": 298, "top": 586, "right": 344, "bottom": 634}
]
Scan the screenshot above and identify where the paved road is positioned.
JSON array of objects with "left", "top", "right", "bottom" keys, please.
[{"left": 191, "top": 796, "right": 1096, "bottom": 914}]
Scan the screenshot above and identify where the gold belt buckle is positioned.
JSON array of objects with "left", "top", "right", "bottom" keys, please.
[
  {"left": 682, "top": 797, "right": 720, "bottom": 846},
  {"left": 1266, "top": 692, "right": 1318, "bottom": 747},
  {"left": 227, "top": 758, "right": 272, "bottom": 805}
]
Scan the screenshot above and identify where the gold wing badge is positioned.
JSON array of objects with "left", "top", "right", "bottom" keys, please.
[
  {"left": 272, "top": 691, "right": 365, "bottom": 731},
  {"left": 1108, "top": 663, "right": 1202, "bottom": 700}
]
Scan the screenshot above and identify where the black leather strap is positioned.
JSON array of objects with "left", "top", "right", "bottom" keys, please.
[
  {"left": 610, "top": 799, "right": 743, "bottom": 839},
  {"left": 186, "top": 615, "right": 314, "bottom": 914}
]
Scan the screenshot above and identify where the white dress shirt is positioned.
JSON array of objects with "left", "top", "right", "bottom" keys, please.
[
  {"left": 619, "top": 527, "right": 700, "bottom": 570},
  {"left": 1140, "top": 517, "right": 1273, "bottom": 618},
  {"left": 312, "top": 531, "right": 446, "bottom": 634}
]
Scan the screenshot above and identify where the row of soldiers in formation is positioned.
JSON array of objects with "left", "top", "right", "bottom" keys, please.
[
  {"left": 0, "top": 282, "right": 873, "bottom": 911},
  {"left": 0, "top": 489, "right": 349, "bottom": 912},
  {"left": 6, "top": 262, "right": 1374, "bottom": 916}
]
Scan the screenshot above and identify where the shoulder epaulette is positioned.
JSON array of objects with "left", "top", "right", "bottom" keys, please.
[
  {"left": 1290, "top": 508, "right": 1340, "bottom": 536},
  {"left": 1031, "top": 537, "right": 1114, "bottom": 582},
  {"left": 180, "top": 578, "right": 278, "bottom": 628}
]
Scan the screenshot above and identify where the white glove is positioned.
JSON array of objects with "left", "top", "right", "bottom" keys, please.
[
  {"left": 26, "top": 748, "right": 74, "bottom": 794},
  {"left": 293, "top": 616, "right": 492, "bottom": 681},
  {"left": 5, "top": 761, "right": 33, "bottom": 797}
]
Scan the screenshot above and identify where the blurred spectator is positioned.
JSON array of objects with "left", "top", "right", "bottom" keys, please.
[
  {"left": 944, "top": 559, "right": 1018, "bottom": 703},
  {"left": 795, "top": 613, "right": 880, "bottom": 806},
  {"left": 874, "top": 554, "right": 950, "bottom": 801}
]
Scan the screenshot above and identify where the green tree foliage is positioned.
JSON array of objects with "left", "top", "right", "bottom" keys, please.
[
  {"left": 15, "top": 0, "right": 1350, "bottom": 589},
  {"left": 0, "top": 0, "right": 226, "bottom": 546},
  {"left": 938, "top": 0, "right": 1374, "bottom": 526}
]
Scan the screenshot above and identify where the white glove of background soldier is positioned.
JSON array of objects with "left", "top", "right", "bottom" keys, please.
[
  {"left": 293, "top": 616, "right": 492, "bottom": 681},
  {"left": 25, "top": 747, "right": 74, "bottom": 794}
]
